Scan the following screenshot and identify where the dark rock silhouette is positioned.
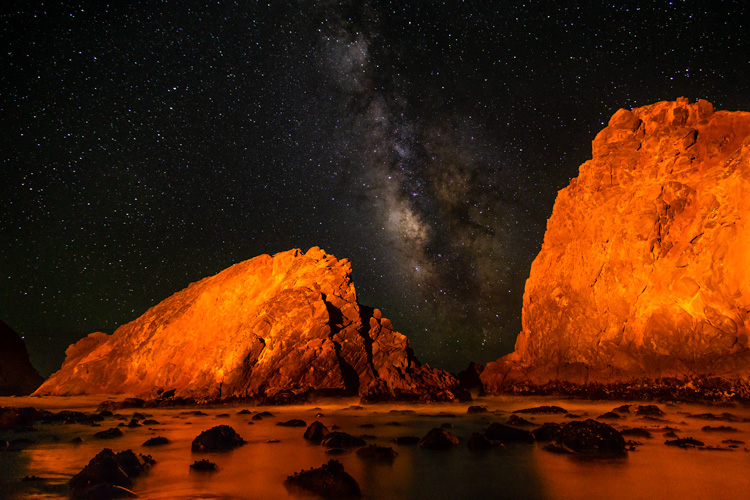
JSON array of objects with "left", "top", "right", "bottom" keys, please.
[
  {"left": 417, "top": 428, "right": 459, "bottom": 450},
  {"left": 191, "top": 425, "right": 246, "bottom": 452},
  {"left": 0, "top": 320, "right": 43, "bottom": 396},
  {"left": 69, "top": 448, "right": 154, "bottom": 500},
  {"left": 284, "top": 459, "right": 361, "bottom": 498}
]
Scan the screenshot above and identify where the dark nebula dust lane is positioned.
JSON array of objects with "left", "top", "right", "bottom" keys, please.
[{"left": 2, "top": 1, "right": 749, "bottom": 374}]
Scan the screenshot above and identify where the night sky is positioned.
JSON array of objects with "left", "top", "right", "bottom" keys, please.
[{"left": 2, "top": 1, "right": 748, "bottom": 377}]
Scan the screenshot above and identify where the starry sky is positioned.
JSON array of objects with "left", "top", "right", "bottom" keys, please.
[{"left": 2, "top": 1, "right": 749, "bottom": 377}]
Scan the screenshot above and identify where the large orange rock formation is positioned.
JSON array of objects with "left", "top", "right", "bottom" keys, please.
[
  {"left": 482, "top": 98, "right": 750, "bottom": 394},
  {"left": 0, "top": 320, "right": 43, "bottom": 395},
  {"left": 35, "top": 247, "right": 461, "bottom": 402}
]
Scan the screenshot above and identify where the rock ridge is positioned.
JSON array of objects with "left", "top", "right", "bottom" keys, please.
[{"left": 35, "top": 247, "right": 462, "bottom": 402}]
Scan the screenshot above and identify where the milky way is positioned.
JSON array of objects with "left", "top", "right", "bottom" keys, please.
[{"left": 2, "top": 1, "right": 749, "bottom": 374}]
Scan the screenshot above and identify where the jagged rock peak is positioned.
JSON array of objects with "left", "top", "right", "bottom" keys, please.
[
  {"left": 35, "top": 247, "right": 462, "bottom": 402},
  {"left": 482, "top": 99, "right": 750, "bottom": 396}
]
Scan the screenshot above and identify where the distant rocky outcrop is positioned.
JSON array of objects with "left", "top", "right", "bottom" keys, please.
[
  {"left": 35, "top": 247, "right": 462, "bottom": 402},
  {"left": 0, "top": 320, "right": 43, "bottom": 396},
  {"left": 482, "top": 99, "right": 750, "bottom": 399}
]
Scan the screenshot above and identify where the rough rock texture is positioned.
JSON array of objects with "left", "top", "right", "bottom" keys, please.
[
  {"left": 34, "top": 248, "right": 461, "bottom": 401},
  {"left": 483, "top": 99, "right": 750, "bottom": 396},
  {"left": 0, "top": 320, "right": 43, "bottom": 396}
]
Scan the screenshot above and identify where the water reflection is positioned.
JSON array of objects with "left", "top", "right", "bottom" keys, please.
[{"left": 1, "top": 397, "right": 748, "bottom": 499}]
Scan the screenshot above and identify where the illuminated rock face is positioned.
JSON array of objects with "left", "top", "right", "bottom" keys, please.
[
  {"left": 483, "top": 99, "right": 750, "bottom": 391},
  {"left": 35, "top": 247, "right": 460, "bottom": 401},
  {"left": 0, "top": 320, "right": 43, "bottom": 395}
]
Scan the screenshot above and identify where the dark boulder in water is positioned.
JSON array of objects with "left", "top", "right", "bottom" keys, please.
[
  {"left": 547, "top": 419, "right": 627, "bottom": 457},
  {"left": 284, "top": 459, "right": 361, "bottom": 498},
  {"left": 321, "top": 432, "right": 366, "bottom": 449},
  {"left": 94, "top": 427, "right": 123, "bottom": 439},
  {"left": 484, "top": 422, "right": 535, "bottom": 443},
  {"left": 507, "top": 414, "right": 535, "bottom": 426},
  {"left": 467, "top": 432, "right": 494, "bottom": 450},
  {"left": 665, "top": 437, "right": 705, "bottom": 448},
  {"left": 69, "top": 448, "right": 153, "bottom": 500},
  {"left": 417, "top": 428, "right": 459, "bottom": 450},
  {"left": 304, "top": 421, "right": 330, "bottom": 443},
  {"left": 532, "top": 422, "right": 562, "bottom": 442},
  {"left": 191, "top": 425, "right": 246, "bottom": 452},
  {"left": 277, "top": 419, "right": 307, "bottom": 427},
  {"left": 190, "top": 459, "right": 217, "bottom": 471},
  {"left": 356, "top": 445, "right": 397, "bottom": 460},
  {"left": 513, "top": 406, "right": 568, "bottom": 414},
  {"left": 391, "top": 436, "right": 420, "bottom": 446},
  {"left": 142, "top": 436, "right": 170, "bottom": 447}
]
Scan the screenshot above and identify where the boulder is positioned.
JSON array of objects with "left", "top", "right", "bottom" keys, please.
[
  {"left": 467, "top": 432, "right": 494, "bottom": 450},
  {"left": 484, "top": 422, "right": 534, "bottom": 443},
  {"left": 35, "top": 248, "right": 462, "bottom": 403},
  {"left": 532, "top": 422, "right": 562, "bottom": 442},
  {"left": 482, "top": 99, "right": 750, "bottom": 398},
  {"left": 547, "top": 419, "right": 627, "bottom": 457},
  {"left": 304, "top": 421, "right": 330, "bottom": 443},
  {"left": 284, "top": 459, "right": 361, "bottom": 498},
  {"left": 417, "top": 428, "right": 459, "bottom": 450},
  {"left": 191, "top": 425, "right": 246, "bottom": 452},
  {"left": 69, "top": 449, "right": 153, "bottom": 500},
  {"left": 321, "top": 432, "right": 366, "bottom": 449}
]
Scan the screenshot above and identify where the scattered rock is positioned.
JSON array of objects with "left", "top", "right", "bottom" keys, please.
[
  {"left": 304, "top": 421, "right": 330, "bottom": 443},
  {"left": 532, "top": 423, "right": 562, "bottom": 442},
  {"left": 620, "top": 428, "right": 653, "bottom": 439},
  {"left": 701, "top": 425, "right": 738, "bottom": 433},
  {"left": 513, "top": 406, "right": 568, "bottom": 414},
  {"left": 94, "top": 428, "right": 123, "bottom": 439},
  {"left": 635, "top": 405, "right": 664, "bottom": 416},
  {"left": 142, "top": 436, "right": 170, "bottom": 447},
  {"left": 467, "top": 405, "right": 488, "bottom": 414},
  {"left": 190, "top": 459, "right": 217, "bottom": 472},
  {"left": 356, "top": 445, "right": 397, "bottom": 460},
  {"left": 277, "top": 419, "right": 307, "bottom": 427},
  {"left": 237, "top": 409, "right": 252, "bottom": 415},
  {"left": 69, "top": 448, "right": 153, "bottom": 500},
  {"left": 142, "top": 419, "right": 159, "bottom": 425},
  {"left": 191, "top": 425, "right": 246, "bottom": 452},
  {"left": 484, "top": 423, "right": 535, "bottom": 443},
  {"left": 285, "top": 460, "right": 361, "bottom": 498},
  {"left": 507, "top": 414, "right": 535, "bottom": 426},
  {"left": 252, "top": 411, "right": 274, "bottom": 420},
  {"left": 391, "top": 436, "right": 420, "bottom": 446},
  {"left": 126, "top": 419, "right": 141, "bottom": 428},
  {"left": 688, "top": 412, "right": 742, "bottom": 422},
  {"left": 467, "top": 432, "right": 494, "bottom": 450},
  {"left": 321, "top": 432, "right": 366, "bottom": 449},
  {"left": 417, "top": 428, "right": 459, "bottom": 450},
  {"left": 612, "top": 405, "right": 632, "bottom": 414},
  {"left": 597, "top": 412, "right": 620, "bottom": 420},
  {"left": 546, "top": 419, "right": 627, "bottom": 457},
  {"left": 665, "top": 437, "right": 705, "bottom": 448}
]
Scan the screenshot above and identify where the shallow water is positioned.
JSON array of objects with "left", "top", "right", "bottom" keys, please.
[{"left": 1, "top": 395, "right": 748, "bottom": 499}]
